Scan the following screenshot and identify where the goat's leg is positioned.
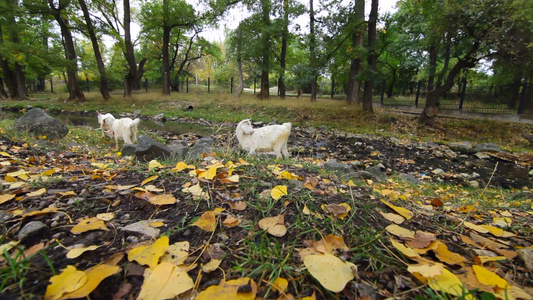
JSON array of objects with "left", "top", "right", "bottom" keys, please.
[
  {"left": 273, "top": 144, "right": 283, "bottom": 159},
  {"left": 282, "top": 142, "right": 290, "bottom": 158},
  {"left": 115, "top": 138, "right": 120, "bottom": 151}
]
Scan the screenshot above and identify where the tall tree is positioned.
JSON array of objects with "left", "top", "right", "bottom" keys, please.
[
  {"left": 123, "top": 0, "right": 137, "bottom": 97},
  {"left": 233, "top": 24, "right": 244, "bottom": 97},
  {"left": 308, "top": 0, "right": 317, "bottom": 102},
  {"left": 278, "top": 0, "right": 289, "bottom": 98},
  {"left": 257, "top": 0, "right": 272, "bottom": 99},
  {"left": 361, "top": 0, "right": 378, "bottom": 113},
  {"left": 78, "top": 0, "right": 110, "bottom": 100},
  {"left": 346, "top": 0, "right": 365, "bottom": 105}
]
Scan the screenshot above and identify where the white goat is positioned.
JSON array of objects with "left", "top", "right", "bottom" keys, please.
[
  {"left": 110, "top": 118, "right": 140, "bottom": 151},
  {"left": 97, "top": 111, "right": 115, "bottom": 138},
  {"left": 236, "top": 119, "right": 292, "bottom": 158}
]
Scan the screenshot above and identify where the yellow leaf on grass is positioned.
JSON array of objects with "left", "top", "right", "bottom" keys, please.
[
  {"left": 149, "top": 221, "right": 165, "bottom": 228},
  {"left": 386, "top": 224, "right": 415, "bottom": 239},
  {"left": 277, "top": 171, "right": 302, "bottom": 180},
  {"left": 44, "top": 265, "right": 86, "bottom": 300},
  {"left": 222, "top": 216, "right": 241, "bottom": 227},
  {"left": 71, "top": 217, "right": 108, "bottom": 234},
  {"left": 196, "top": 277, "right": 257, "bottom": 300},
  {"left": 148, "top": 160, "right": 163, "bottom": 171},
  {"left": 304, "top": 253, "right": 356, "bottom": 293},
  {"left": 128, "top": 236, "right": 169, "bottom": 269},
  {"left": 41, "top": 169, "right": 55, "bottom": 176},
  {"left": 314, "top": 235, "right": 349, "bottom": 254},
  {"left": 380, "top": 199, "right": 413, "bottom": 220},
  {"left": 272, "top": 277, "right": 288, "bottom": 293},
  {"left": 377, "top": 209, "right": 405, "bottom": 224},
  {"left": 192, "top": 211, "right": 217, "bottom": 232},
  {"left": 27, "top": 188, "right": 47, "bottom": 197},
  {"left": 432, "top": 241, "right": 466, "bottom": 265},
  {"left": 463, "top": 221, "right": 490, "bottom": 233},
  {"left": 199, "top": 165, "right": 219, "bottom": 180},
  {"left": 59, "top": 264, "right": 120, "bottom": 299},
  {"left": 171, "top": 161, "right": 195, "bottom": 172},
  {"left": 472, "top": 265, "right": 509, "bottom": 289},
  {"left": 96, "top": 213, "right": 115, "bottom": 221},
  {"left": 258, "top": 214, "right": 287, "bottom": 237},
  {"left": 161, "top": 241, "right": 189, "bottom": 266},
  {"left": 271, "top": 185, "right": 288, "bottom": 200},
  {"left": 427, "top": 268, "right": 473, "bottom": 299},
  {"left": 21, "top": 207, "right": 60, "bottom": 218},
  {"left": 142, "top": 175, "right": 158, "bottom": 186},
  {"left": 137, "top": 262, "right": 194, "bottom": 300},
  {"left": 390, "top": 238, "right": 420, "bottom": 259},
  {"left": 492, "top": 217, "right": 512, "bottom": 227},
  {"left": 148, "top": 194, "right": 177, "bottom": 205},
  {"left": 407, "top": 262, "right": 444, "bottom": 278},
  {"left": 202, "top": 259, "right": 222, "bottom": 273},
  {"left": 144, "top": 185, "right": 164, "bottom": 192},
  {"left": 473, "top": 256, "right": 506, "bottom": 265},
  {"left": 0, "top": 194, "right": 15, "bottom": 205},
  {"left": 481, "top": 225, "right": 516, "bottom": 238},
  {"left": 182, "top": 183, "right": 209, "bottom": 200},
  {"left": 0, "top": 151, "right": 11, "bottom": 157},
  {"left": 66, "top": 245, "right": 101, "bottom": 259},
  {"left": 321, "top": 203, "right": 351, "bottom": 220}
]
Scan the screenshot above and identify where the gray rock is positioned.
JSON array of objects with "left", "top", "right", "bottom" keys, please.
[
  {"left": 18, "top": 221, "right": 50, "bottom": 244},
  {"left": 517, "top": 248, "right": 533, "bottom": 272},
  {"left": 168, "top": 141, "right": 190, "bottom": 159},
  {"left": 448, "top": 141, "right": 474, "bottom": 153},
  {"left": 14, "top": 108, "right": 69, "bottom": 139},
  {"left": 121, "top": 220, "right": 163, "bottom": 239},
  {"left": 134, "top": 135, "right": 171, "bottom": 163},
  {"left": 122, "top": 144, "right": 136, "bottom": 156},
  {"left": 467, "top": 180, "right": 480, "bottom": 188},
  {"left": 475, "top": 152, "right": 491, "bottom": 159},
  {"left": 353, "top": 171, "right": 375, "bottom": 180},
  {"left": 365, "top": 166, "right": 387, "bottom": 181},
  {"left": 431, "top": 168, "right": 445, "bottom": 175},
  {"left": 324, "top": 159, "right": 353, "bottom": 173},
  {"left": 0, "top": 212, "right": 13, "bottom": 223},
  {"left": 400, "top": 173, "right": 422, "bottom": 185},
  {"left": 154, "top": 113, "right": 165, "bottom": 121},
  {"left": 188, "top": 137, "right": 214, "bottom": 158},
  {"left": 473, "top": 143, "right": 501, "bottom": 153}
]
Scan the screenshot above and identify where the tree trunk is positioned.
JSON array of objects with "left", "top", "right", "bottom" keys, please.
[
  {"left": 49, "top": 0, "right": 85, "bottom": 101},
  {"left": 0, "top": 77, "right": 7, "bottom": 98},
  {"left": 309, "top": 0, "right": 317, "bottom": 102},
  {"left": 257, "top": 0, "right": 271, "bottom": 99},
  {"left": 278, "top": 0, "right": 289, "bottom": 99},
  {"left": 387, "top": 68, "right": 396, "bottom": 98},
  {"left": 362, "top": 0, "right": 378, "bottom": 114},
  {"left": 0, "top": 15, "right": 28, "bottom": 99},
  {"left": 346, "top": 0, "right": 365, "bottom": 105},
  {"left": 162, "top": 26, "right": 171, "bottom": 95},
  {"left": 427, "top": 44, "right": 437, "bottom": 93},
  {"left": 436, "top": 34, "right": 451, "bottom": 89},
  {"left": 508, "top": 72, "right": 521, "bottom": 108},
  {"left": 123, "top": 0, "right": 138, "bottom": 97},
  {"left": 419, "top": 42, "right": 480, "bottom": 125},
  {"left": 234, "top": 25, "right": 244, "bottom": 97},
  {"left": 78, "top": 0, "right": 110, "bottom": 100}
]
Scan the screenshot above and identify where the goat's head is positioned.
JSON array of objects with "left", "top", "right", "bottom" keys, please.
[{"left": 237, "top": 119, "right": 254, "bottom": 135}]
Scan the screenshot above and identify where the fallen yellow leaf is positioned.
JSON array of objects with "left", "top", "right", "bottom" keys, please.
[
  {"left": 58, "top": 264, "right": 120, "bottom": 299},
  {"left": 202, "top": 259, "right": 222, "bottom": 273},
  {"left": 66, "top": 245, "right": 101, "bottom": 259},
  {"left": 71, "top": 217, "right": 109, "bottom": 234},
  {"left": 304, "top": 253, "right": 356, "bottom": 293},
  {"left": 427, "top": 268, "right": 473, "bottom": 299},
  {"left": 192, "top": 211, "right": 217, "bottom": 232},
  {"left": 160, "top": 241, "right": 189, "bottom": 266},
  {"left": 148, "top": 194, "right": 177, "bottom": 205},
  {"left": 0, "top": 194, "right": 15, "bottom": 205},
  {"left": 196, "top": 277, "right": 257, "bottom": 300},
  {"left": 128, "top": 236, "right": 169, "bottom": 269},
  {"left": 96, "top": 213, "right": 115, "bottom": 221},
  {"left": 171, "top": 161, "right": 195, "bottom": 172},
  {"left": 390, "top": 238, "right": 420, "bottom": 259},
  {"left": 271, "top": 185, "right": 288, "bottom": 200},
  {"left": 272, "top": 277, "right": 288, "bottom": 293},
  {"left": 258, "top": 214, "right": 287, "bottom": 237},
  {"left": 380, "top": 199, "right": 413, "bottom": 220},
  {"left": 27, "top": 188, "right": 47, "bottom": 197},
  {"left": 385, "top": 224, "right": 415, "bottom": 239},
  {"left": 142, "top": 175, "right": 158, "bottom": 186},
  {"left": 137, "top": 262, "right": 194, "bottom": 300},
  {"left": 407, "top": 262, "right": 444, "bottom": 278},
  {"left": 148, "top": 160, "right": 163, "bottom": 171},
  {"left": 44, "top": 265, "right": 86, "bottom": 300},
  {"left": 472, "top": 265, "right": 509, "bottom": 290}
]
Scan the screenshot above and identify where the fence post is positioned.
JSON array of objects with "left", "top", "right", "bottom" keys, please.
[
  {"left": 459, "top": 77, "right": 467, "bottom": 111},
  {"left": 231, "top": 77, "right": 233, "bottom": 94},
  {"left": 331, "top": 78, "right": 334, "bottom": 98},
  {"left": 415, "top": 81, "right": 421, "bottom": 107},
  {"left": 50, "top": 78, "right": 54, "bottom": 93},
  {"left": 186, "top": 78, "right": 189, "bottom": 93},
  {"left": 145, "top": 78, "right": 148, "bottom": 93},
  {"left": 517, "top": 82, "right": 528, "bottom": 115},
  {"left": 254, "top": 78, "right": 256, "bottom": 94},
  {"left": 380, "top": 80, "right": 386, "bottom": 105}
]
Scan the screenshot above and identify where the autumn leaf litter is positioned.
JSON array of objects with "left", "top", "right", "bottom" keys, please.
[{"left": 0, "top": 123, "right": 532, "bottom": 299}]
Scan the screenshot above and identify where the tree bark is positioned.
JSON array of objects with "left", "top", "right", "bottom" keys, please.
[
  {"left": 0, "top": 77, "right": 7, "bottom": 98},
  {"left": 362, "top": 0, "right": 378, "bottom": 114},
  {"left": 258, "top": 0, "right": 271, "bottom": 99},
  {"left": 78, "top": 0, "right": 110, "bottom": 100},
  {"left": 48, "top": 0, "right": 85, "bottom": 101},
  {"left": 419, "top": 42, "right": 480, "bottom": 125},
  {"left": 278, "top": 0, "right": 289, "bottom": 99},
  {"left": 427, "top": 44, "right": 437, "bottom": 93},
  {"left": 309, "top": 0, "right": 318, "bottom": 102},
  {"left": 234, "top": 25, "right": 244, "bottom": 97},
  {"left": 123, "top": 0, "right": 138, "bottom": 97},
  {"left": 162, "top": 26, "right": 172, "bottom": 95},
  {"left": 346, "top": 0, "right": 365, "bottom": 105},
  {"left": 0, "top": 13, "right": 28, "bottom": 99}
]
